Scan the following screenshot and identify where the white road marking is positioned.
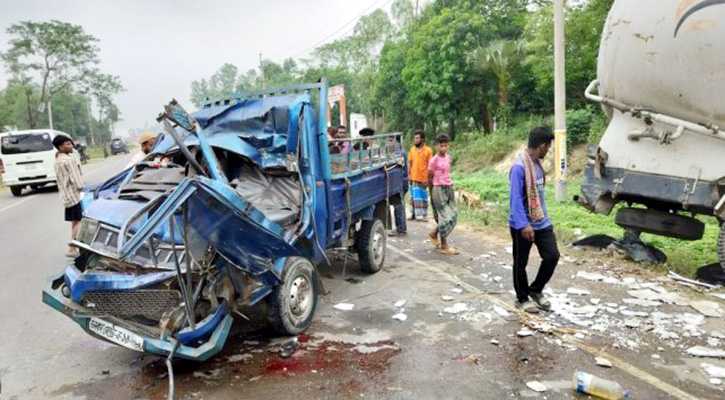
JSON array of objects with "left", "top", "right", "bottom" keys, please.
[{"left": 0, "top": 195, "right": 37, "bottom": 214}]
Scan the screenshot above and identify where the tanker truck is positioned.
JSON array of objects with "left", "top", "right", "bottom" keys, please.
[{"left": 577, "top": 0, "right": 725, "bottom": 269}]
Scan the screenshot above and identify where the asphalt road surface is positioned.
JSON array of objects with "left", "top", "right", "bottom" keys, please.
[{"left": 1, "top": 153, "right": 724, "bottom": 400}]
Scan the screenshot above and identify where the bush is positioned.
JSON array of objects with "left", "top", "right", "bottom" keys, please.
[
  {"left": 566, "top": 107, "right": 594, "bottom": 147},
  {"left": 587, "top": 111, "right": 608, "bottom": 144}
]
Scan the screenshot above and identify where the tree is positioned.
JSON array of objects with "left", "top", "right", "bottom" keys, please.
[
  {"left": 400, "top": 7, "right": 486, "bottom": 139},
  {"left": 1, "top": 20, "right": 101, "bottom": 128},
  {"left": 524, "top": 0, "right": 613, "bottom": 109},
  {"left": 470, "top": 40, "right": 525, "bottom": 109}
]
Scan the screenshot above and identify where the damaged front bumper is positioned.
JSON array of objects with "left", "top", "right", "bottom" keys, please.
[{"left": 42, "top": 270, "right": 233, "bottom": 361}]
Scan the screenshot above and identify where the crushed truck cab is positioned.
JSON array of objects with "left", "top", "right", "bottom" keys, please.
[{"left": 43, "top": 79, "right": 407, "bottom": 360}]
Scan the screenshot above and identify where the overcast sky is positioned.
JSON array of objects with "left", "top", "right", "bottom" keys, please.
[{"left": 0, "top": 0, "right": 397, "bottom": 136}]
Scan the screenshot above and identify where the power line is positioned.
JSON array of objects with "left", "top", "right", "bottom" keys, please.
[{"left": 288, "top": 0, "right": 395, "bottom": 60}]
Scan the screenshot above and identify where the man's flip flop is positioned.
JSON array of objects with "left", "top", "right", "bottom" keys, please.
[
  {"left": 428, "top": 233, "right": 439, "bottom": 248},
  {"left": 439, "top": 247, "right": 458, "bottom": 255}
]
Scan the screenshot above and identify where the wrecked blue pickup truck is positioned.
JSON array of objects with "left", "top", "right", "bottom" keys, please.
[{"left": 42, "top": 79, "right": 407, "bottom": 361}]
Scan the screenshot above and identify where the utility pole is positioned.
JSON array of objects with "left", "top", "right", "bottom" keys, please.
[
  {"left": 86, "top": 97, "right": 95, "bottom": 147},
  {"left": 48, "top": 100, "right": 54, "bottom": 130},
  {"left": 554, "top": 0, "right": 568, "bottom": 202},
  {"left": 259, "top": 53, "right": 265, "bottom": 89}
]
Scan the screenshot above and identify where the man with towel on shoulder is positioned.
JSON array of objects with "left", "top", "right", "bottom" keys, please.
[{"left": 509, "top": 127, "right": 560, "bottom": 314}]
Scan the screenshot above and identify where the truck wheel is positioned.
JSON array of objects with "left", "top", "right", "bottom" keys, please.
[
  {"left": 270, "top": 257, "right": 318, "bottom": 335},
  {"left": 10, "top": 186, "right": 22, "bottom": 197},
  {"left": 615, "top": 207, "right": 704, "bottom": 241},
  {"left": 357, "top": 219, "right": 386, "bottom": 274}
]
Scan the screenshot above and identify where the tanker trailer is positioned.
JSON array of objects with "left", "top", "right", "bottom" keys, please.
[{"left": 577, "top": 0, "right": 725, "bottom": 268}]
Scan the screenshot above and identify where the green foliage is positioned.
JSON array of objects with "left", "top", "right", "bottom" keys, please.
[
  {"left": 587, "top": 110, "right": 608, "bottom": 143},
  {"left": 565, "top": 107, "right": 594, "bottom": 147},
  {"left": 524, "top": 0, "right": 613, "bottom": 109},
  {"left": 451, "top": 114, "right": 551, "bottom": 172}
]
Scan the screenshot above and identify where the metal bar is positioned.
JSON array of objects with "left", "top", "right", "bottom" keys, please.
[
  {"left": 203, "top": 81, "right": 327, "bottom": 108},
  {"left": 585, "top": 80, "right": 725, "bottom": 141},
  {"left": 169, "top": 215, "right": 196, "bottom": 329}
]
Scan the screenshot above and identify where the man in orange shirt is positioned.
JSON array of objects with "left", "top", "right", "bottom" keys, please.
[{"left": 408, "top": 130, "right": 433, "bottom": 221}]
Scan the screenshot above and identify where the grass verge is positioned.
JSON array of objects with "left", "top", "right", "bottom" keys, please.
[{"left": 453, "top": 169, "right": 719, "bottom": 277}]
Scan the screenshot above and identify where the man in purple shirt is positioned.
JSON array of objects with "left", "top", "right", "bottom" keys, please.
[{"left": 509, "top": 127, "right": 559, "bottom": 313}]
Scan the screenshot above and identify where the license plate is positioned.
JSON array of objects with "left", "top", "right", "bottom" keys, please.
[
  {"left": 23, "top": 163, "right": 38, "bottom": 170},
  {"left": 88, "top": 318, "right": 144, "bottom": 352}
]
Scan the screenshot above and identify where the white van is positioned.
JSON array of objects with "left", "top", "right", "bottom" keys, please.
[{"left": 0, "top": 129, "right": 80, "bottom": 197}]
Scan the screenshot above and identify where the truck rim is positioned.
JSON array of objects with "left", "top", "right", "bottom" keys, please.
[
  {"left": 372, "top": 222, "right": 385, "bottom": 267},
  {"left": 289, "top": 276, "right": 312, "bottom": 318}
]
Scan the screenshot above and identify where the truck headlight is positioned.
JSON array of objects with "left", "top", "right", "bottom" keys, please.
[{"left": 77, "top": 218, "right": 99, "bottom": 245}]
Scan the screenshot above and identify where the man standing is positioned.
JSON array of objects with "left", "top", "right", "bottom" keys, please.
[
  {"left": 408, "top": 130, "right": 433, "bottom": 221},
  {"left": 509, "top": 127, "right": 560, "bottom": 313},
  {"left": 53, "top": 135, "right": 84, "bottom": 258}
]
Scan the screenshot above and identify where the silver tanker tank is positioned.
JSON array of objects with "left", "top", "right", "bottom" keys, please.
[{"left": 578, "top": 0, "right": 725, "bottom": 267}]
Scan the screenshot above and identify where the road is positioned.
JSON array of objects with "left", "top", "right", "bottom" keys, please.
[{"left": 1, "top": 153, "right": 724, "bottom": 400}]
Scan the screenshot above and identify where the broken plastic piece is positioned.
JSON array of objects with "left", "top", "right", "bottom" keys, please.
[
  {"left": 394, "top": 299, "right": 407, "bottom": 308},
  {"left": 595, "top": 357, "right": 613, "bottom": 368},
  {"left": 443, "top": 303, "right": 468, "bottom": 314},
  {"left": 333, "top": 303, "right": 355, "bottom": 311},
  {"left": 526, "top": 381, "right": 546, "bottom": 392},
  {"left": 392, "top": 312, "right": 408, "bottom": 322},
  {"left": 573, "top": 371, "right": 631, "bottom": 400},
  {"left": 686, "top": 346, "right": 725, "bottom": 358},
  {"left": 517, "top": 328, "right": 534, "bottom": 337},
  {"left": 441, "top": 295, "right": 454, "bottom": 301}
]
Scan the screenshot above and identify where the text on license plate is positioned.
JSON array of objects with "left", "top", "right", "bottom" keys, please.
[{"left": 88, "top": 318, "right": 144, "bottom": 352}]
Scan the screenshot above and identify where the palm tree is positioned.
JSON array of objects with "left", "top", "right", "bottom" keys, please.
[{"left": 470, "top": 40, "right": 525, "bottom": 109}]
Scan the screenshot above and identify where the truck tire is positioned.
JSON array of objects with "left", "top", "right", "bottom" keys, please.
[
  {"left": 10, "top": 186, "right": 22, "bottom": 197},
  {"left": 615, "top": 207, "right": 704, "bottom": 241},
  {"left": 270, "top": 257, "right": 318, "bottom": 335},
  {"left": 357, "top": 219, "right": 386, "bottom": 274}
]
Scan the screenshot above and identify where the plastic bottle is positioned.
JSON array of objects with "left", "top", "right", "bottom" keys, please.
[{"left": 572, "top": 371, "right": 631, "bottom": 400}]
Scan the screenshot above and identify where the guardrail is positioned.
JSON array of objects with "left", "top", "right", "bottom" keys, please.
[{"left": 328, "top": 132, "right": 404, "bottom": 179}]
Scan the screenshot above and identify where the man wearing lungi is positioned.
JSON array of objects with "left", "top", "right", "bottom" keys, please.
[{"left": 408, "top": 130, "right": 433, "bottom": 221}]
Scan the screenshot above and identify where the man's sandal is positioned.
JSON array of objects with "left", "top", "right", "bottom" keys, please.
[
  {"left": 439, "top": 247, "right": 458, "bottom": 255},
  {"left": 428, "top": 233, "right": 439, "bottom": 248}
]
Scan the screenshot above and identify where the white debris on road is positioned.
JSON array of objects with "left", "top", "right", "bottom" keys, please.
[
  {"left": 333, "top": 303, "right": 355, "bottom": 311},
  {"left": 394, "top": 299, "right": 407, "bottom": 308},
  {"left": 567, "top": 287, "right": 591, "bottom": 296},
  {"left": 701, "top": 363, "right": 725, "bottom": 378},
  {"left": 689, "top": 301, "right": 723, "bottom": 318},
  {"left": 517, "top": 328, "right": 534, "bottom": 337},
  {"left": 595, "top": 357, "right": 613, "bottom": 368},
  {"left": 493, "top": 305, "right": 510, "bottom": 318},
  {"left": 451, "top": 288, "right": 464, "bottom": 294},
  {"left": 441, "top": 295, "right": 454, "bottom": 301},
  {"left": 443, "top": 303, "right": 469, "bottom": 314},
  {"left": 686, "top": 346, "right": 725, "bottom": 358},
  {"left": 392, "top": 313, "right": 408, "bottom": 322},
  {"left": 526, "top": 381, "right": 547, "bottom": 392}
]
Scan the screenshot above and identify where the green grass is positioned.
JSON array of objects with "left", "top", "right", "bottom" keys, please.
[
  {"left": 86, "top": 146, "right": 106, "bottom": 160},
  {"left": 453, "top": 169, "right": 719, "bottom": 277}
]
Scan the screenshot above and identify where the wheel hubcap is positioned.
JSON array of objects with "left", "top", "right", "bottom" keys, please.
[
  {"left": 289, "top": 276, "right": 312, "bottom": 318},
  {"left": 372, "top": 223, "right": 386, "bottom": 266}
]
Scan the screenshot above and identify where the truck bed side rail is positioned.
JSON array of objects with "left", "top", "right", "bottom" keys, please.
[{"left": 328, "top": 132, "right": 404, "bottom": 179}]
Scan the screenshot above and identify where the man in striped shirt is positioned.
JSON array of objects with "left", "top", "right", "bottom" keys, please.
[{"left": 53, "top": 135, "right": 84, "bottom": 257}]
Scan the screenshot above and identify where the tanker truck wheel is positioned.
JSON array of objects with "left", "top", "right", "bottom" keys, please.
[
  {"left": 270, "top": 257, "right": 319, "bottom": 335},
  {"left": 615, "top": 208, "right": 704, "bottom": 241}
]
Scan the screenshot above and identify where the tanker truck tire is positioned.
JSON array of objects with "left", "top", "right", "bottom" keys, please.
[
  {"left": 357, "top": 218, "right": 386, "bottom": 274},
  {"left": 270, "top": 257, "right": 318, "bottom": 335},
  {"left": 615, "top": 208, "right": 704, "bottom": 241},
  {"left": 10, "top": 186, "right": 23, "bottom": 197}
]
